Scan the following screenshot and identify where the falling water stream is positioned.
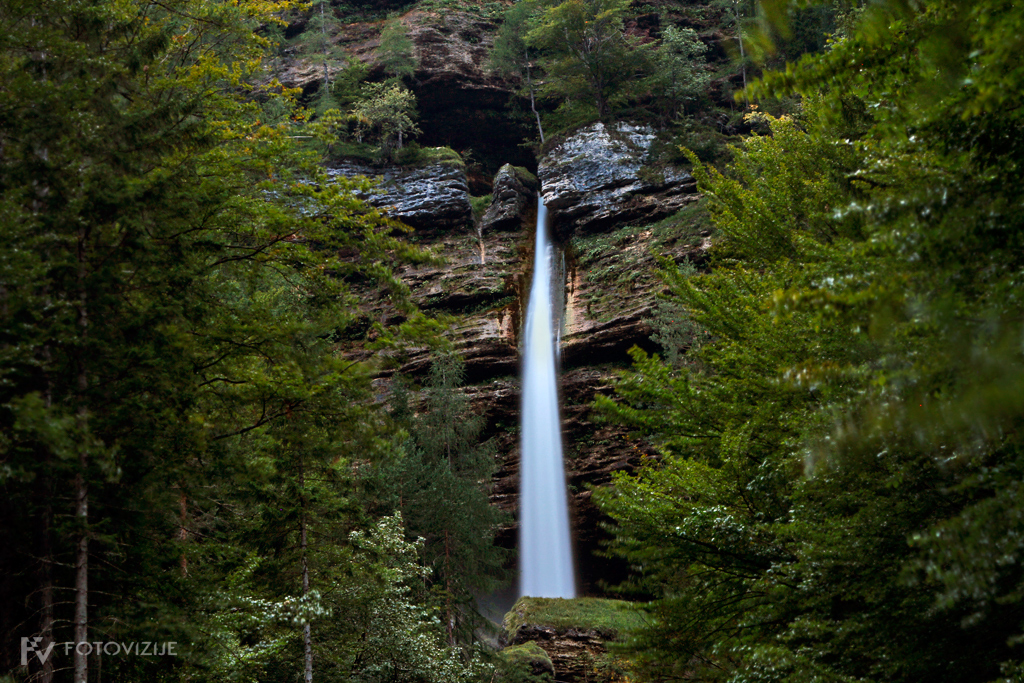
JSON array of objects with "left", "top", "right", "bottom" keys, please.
[{"left": 519, "top": 197, "right": 576, "bottom": 599}]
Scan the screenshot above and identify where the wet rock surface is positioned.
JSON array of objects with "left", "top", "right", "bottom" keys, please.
[
  {"left": 539, "top": 122, "right": 697, "bottom": 238},
  {"left": 509, "top": 627, "right": 610, "bottom": 683},
  {"left": 327, "top": 160, "right": 472, "bottom": 232},
  {"left": 482, "top": 164, "right": 540, "bottom": 233}
]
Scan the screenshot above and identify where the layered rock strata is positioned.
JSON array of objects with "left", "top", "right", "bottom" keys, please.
[
  {"left": 481, "top": 164, "right": 539, "bottom": 233},
  {"left": 327, "top": 160, "right": 472, "bottom": 232},
  {"left": 539, "top": 122, "right": 697, "bottom": 238}
]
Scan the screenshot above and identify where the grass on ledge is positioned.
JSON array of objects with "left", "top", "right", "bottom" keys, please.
[{"left": 503, "top": 597, "right": 644, "bottom": 642}]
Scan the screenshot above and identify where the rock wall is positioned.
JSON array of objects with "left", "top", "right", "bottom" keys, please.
[
  {"left": 272, "top": 8, "right": 534, "bottom": 177},
  {"left": 539, "top": 122, "right": 697, "bottom": 238},
  {"left": 328, "top": 116, "right": 709, "bottom": 596},
  {"left": 327, "top": 159, "right": 473, "bottom": 233}
]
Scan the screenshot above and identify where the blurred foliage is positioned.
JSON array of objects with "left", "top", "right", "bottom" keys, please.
[{"left": 593, "top": 1, "right": 1024, "bottom": 678}]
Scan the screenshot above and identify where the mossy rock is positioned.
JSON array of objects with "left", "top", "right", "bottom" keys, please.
[
  {"left": 503, "top": 597, "right": 643, "bottom": 643},
  {"left": 394, "top": 143, "right": 465, "bottom": 168},
  {"left": 509, "top": 165, "right": 539, "bottom": 190},
  {"left": 501, "top": 641, "right": 555, "bottom": 679}
]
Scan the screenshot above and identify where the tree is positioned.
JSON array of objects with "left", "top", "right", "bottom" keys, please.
[
  {"left": 0, "top": 1, "right": 442, "bottom": 681},
  {"left": 490, "top": 0, "right": 547, "bottom": 143},
  {"left": 525, "top": 0, "right": 652, "bottom": 120},
  {"left": 303, "top": 0, "right": 349, "bottom": 111},
  {"left": 377, "top": 17, "right": 417, "bottom": 83},
  {"left": 712, "top": 0, "right": 755, "bottom": 99},
  {"left": 382, "top": 354, "right": 510, "bottom": 647},
  {"left": 595, "top": 1, "right": 1024, "bottom": 680},
  {"left": 351, "top": 82, "right": 422, "bottom": 158},
  {"left": 650, "top": 25, "right": 710, "bottom": 119}
]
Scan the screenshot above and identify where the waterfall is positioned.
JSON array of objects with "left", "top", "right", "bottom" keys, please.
[{"left": 519, "top": 196, "right": 576, "bottom": 599}]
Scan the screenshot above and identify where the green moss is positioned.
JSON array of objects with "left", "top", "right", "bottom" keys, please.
[
  {"left": 394, "top": 143, "right": 465, "bottom": 168},
  {"left": 503, "top": 597, "right": 643, "bottom": 642},
  {"left": 329, "top": 141, "right": 379, "bottom": 164},
  {"left": 501, "top": 641, "right": 553, "bottom": 668},
  {"left": 510, "top": 165, "right": 539, "bottom": 189},
  {"left": 470, "top": 194, "right": 492, "bottom": 221}
]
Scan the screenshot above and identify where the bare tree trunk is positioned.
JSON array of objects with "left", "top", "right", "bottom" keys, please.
[
  {"left": 525, "top": 51, "right": 545, "bottom": 144},
  {"left": 35, "top": 477, "right": 54, "bottom": 683},
  {"left": 74, "top": 225, "right": 89, "bottom": 683},
  {"left": 300, "top": 461, "right": 313, "bottom": 683},
  {"left": 321, "top": 1, "right": 330, "bottom": 90},
  {"left": 733, "top": 2, "right": 748, "bottom": 104},
  {"left": 444, "top": 530, "right": 455, "bottom": 647},
  {"left": 36, "top": 348, "right": 55, "bottom": 683}
]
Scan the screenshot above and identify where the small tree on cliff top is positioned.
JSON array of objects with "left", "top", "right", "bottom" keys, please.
[
  {"left": 525, "top": 0, "right": 652, "bottom": 120},
  {"left": 490, "top": 0, "right": 547, "bottom": 143}
]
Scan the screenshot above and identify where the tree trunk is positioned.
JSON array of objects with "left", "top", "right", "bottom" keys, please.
[
  {"left": 35, "top": 475, "right": 54, "bottom": 683},
  {"left": 525, "top": 51, "right": 545, "bottom": 144},
  {"left": 179, "top": 490, "right": 188, "bottom": 577},
  {"left": 36, "top": 347, "right": 55, "bottom": 683},
  {"left": 300, "top": 461, "right": 313, "bottom": 683},
  {"left": 734, "top": 2, "right": 748, "bottom": 104},
  {"left": 321, "top": 1, "right": 330, "bottom": 90},
  {"left": 74, "top": 225, "right": 89, "bottom": 683}
]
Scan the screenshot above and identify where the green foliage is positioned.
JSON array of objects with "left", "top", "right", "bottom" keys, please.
[
  {"left": 381, "top": 354, "right": 510, "bottom": 646},
  {"left": 525, "top": 0, "right": 653, "bottom": 120},
  {"left": 594, "top": 2, "right": 1024, "bottom": 681},
  {"left": 497, "top": 642, "right": 554, "bottom": 683},
  {"left": 302, "top": 0, "right": 349, "bottom": 111},
  {"left": 350, "top": 81, "right": 422, "bottom": 160},
  {"left": 649, "top": 25, "right": 710, "bottom": 118},
  {"left": 470, "top": 194, "right": 493, "bottom": 222},
  {"left": 0, "top": 0, "right": 456, "bottom": 680},
  {"left": 377, "top": 17, "right": 417, "bottom": 82},
  {"left": 489, "top": 0, "right": 548, "bottom": 142},
  {"left": 394, "top": 143, "right": 465, "bottom": 168},
  {"left": 502, "top": 597, "right": 644, "bottom": 642}
]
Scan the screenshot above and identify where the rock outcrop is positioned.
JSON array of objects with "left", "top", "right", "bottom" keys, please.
[
  {"left": 481, "top": 164, "right": 539, "bottom": 233},
  {"left": 502, "top": 597, "right": 638, "bottom": 683},
  {"left": 539, "top": 122, "right": 697, "bottom": 238},
  {"left": 327, "top": 159, "right": 472, "bottom": 232}
]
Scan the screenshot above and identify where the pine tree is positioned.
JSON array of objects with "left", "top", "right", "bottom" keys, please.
[
  {"left": 377, "top": 16, "right": 417, "bottom": 83},
  {"left": 385, "top": 354, "right": 510, "bottom": 647}
]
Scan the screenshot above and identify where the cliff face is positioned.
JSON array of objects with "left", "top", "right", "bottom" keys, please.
[
  {"left": 335, "top": 150, "right": 703, "bottom": 598},
  {"left": 272, "top": 7, "right": 534, "bottom": 177},
  {"left": 275, "top": 0, "right": 710, "bottom": 601}
]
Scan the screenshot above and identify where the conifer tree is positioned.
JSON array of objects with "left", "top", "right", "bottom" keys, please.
[
  {"left": 385, "top": 354, "right": 510, "bottom": 646},
  {"left": 377, "top": 16, "right": 417, "bottom": 83},
  {"left": 525, "top": 0, "right": 652, "bottom": 119},
  {"left": 0, "top": 1, "right": 442, "bottom": 681}
]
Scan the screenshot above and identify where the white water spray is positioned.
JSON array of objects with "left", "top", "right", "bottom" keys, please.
[{"left": 519, "top": 197, "right": 576, "bottom": 599}]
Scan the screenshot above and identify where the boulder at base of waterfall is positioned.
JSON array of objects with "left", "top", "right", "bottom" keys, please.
[
  {"left": 502, "top": 597, "right": 641, "bottom": 683},
  {"left": 326, "top": 158, "right": 472, "bottom": 233},
  {"left": 538, "top": 122, "right": 697, "bottom": 238},
  {"left": 500, "top": 642, "right": 555, "bottom": 680},
  {"left": 481, "top": 164, "right": 540, "bottom": 233}
]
